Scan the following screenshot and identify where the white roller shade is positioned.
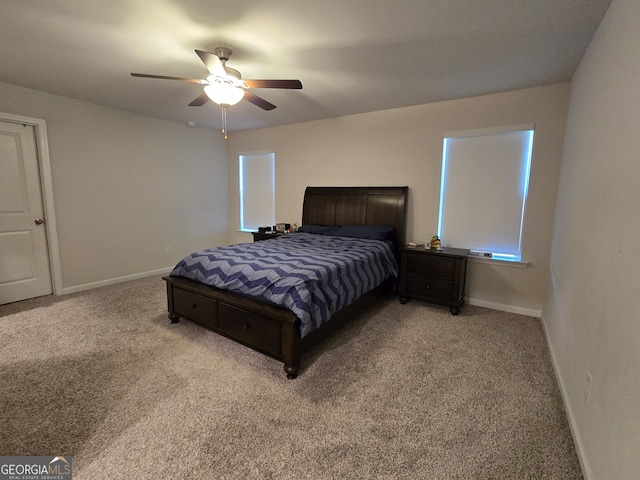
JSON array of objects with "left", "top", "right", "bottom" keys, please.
[
  {"left": 438, "top": 125, "right": 534, "bottom": 261},
  {"left": 239, "top": 153, "right": 275, "bottom": 231}
]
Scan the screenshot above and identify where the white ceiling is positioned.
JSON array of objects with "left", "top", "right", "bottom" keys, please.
[{"left": 1, "top": 0, "right": 611, "bottom": 133}]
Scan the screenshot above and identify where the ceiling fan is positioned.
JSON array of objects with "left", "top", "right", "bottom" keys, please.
[{"left": 131, "top": 47, "right": 302, "bottom": 137}]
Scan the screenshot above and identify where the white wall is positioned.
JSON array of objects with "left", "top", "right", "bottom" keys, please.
[
  {"left": 227, "top": 84, "right": 570, "bottom": 315},
  {"left": 0, "top": 81, "right": 229, "bottom": 291},
  {"left": 542, "top": 1, "right": 640, "bottom": 478}
]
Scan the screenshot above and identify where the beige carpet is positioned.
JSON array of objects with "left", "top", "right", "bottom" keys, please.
[{"left": 0, "top": 276, "right": 582, "bottom": 479}]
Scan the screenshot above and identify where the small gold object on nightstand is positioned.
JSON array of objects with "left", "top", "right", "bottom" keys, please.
[{"left": 427, "top": 235, "right": 441, "bottom": 250}]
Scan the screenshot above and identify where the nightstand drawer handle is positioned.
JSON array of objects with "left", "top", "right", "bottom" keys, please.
[
  {"left": 425, "top": 284, "right": 431, "bottom": 289},
  {"left": 191, "top": 303, "right": 198, "bottom": 309},
  {"left": 427, "top": 264, "right": 432, "bottom": 268},
  {"left": 242, "top": 323, "right": 251, "bottom": 330}
]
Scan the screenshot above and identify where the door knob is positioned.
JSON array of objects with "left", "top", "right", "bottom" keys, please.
[{"left": 35, "top": 218, "right": 44, "bottom": 225}]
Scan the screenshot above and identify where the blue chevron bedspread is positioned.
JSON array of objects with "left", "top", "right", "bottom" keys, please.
[{"left": 170, "top": 232, "right": 398, "bottom": 338}]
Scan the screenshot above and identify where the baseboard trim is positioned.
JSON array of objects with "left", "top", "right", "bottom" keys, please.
[
  {"left": 62, "top": 267, "right": 173, "bottom": 295},
  {"left": 467, "top": 297, "right": 542, "bottom": 318},
  {"left": 541, "top": 316, "right": 592, "bottom": 480}
]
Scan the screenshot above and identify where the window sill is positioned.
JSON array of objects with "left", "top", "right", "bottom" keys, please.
[{"left": 468, "top": 256, "right": 530, "bottom": 268}]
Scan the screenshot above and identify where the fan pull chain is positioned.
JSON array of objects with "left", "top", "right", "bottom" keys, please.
[{"left": 221, "top": 107, "right": 228, "bottom": 140}]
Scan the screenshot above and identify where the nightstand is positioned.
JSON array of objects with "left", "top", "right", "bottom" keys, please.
[
  {"left": 398, "top": 246, "right": 470, "bottom": 315},
  {"left": 251, "top": 231, "right": 284, "bottom": 242}
]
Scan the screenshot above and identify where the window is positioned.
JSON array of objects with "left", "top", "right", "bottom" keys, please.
[
  {"left": 437, "top": 125, "right": 534, "bottom": 262},
  {"left": 239, "top": 153, "right": 275, "bottom": 232}
]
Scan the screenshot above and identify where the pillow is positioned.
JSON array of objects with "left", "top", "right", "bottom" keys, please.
[
  {"left": 332, "top": 224, "right": 394, "bottom": 241},
  {"left": 297, "top": 224, "right": 340, "bottom": 236}
]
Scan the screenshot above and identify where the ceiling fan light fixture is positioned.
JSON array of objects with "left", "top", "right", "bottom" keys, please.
[
  {"left": 204, "top": 81, "right": 245, "bottom": 107},
  {"left": 132, "top": 47, "right": 302, "bottom": 135}
]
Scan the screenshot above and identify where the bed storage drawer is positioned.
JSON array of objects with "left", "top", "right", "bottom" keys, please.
[
  {"left": 218, "top": 304, "right": 281, "bottom": 357},
  {"left": 173, "top": 287, "right": 219, "bottom": 329}
]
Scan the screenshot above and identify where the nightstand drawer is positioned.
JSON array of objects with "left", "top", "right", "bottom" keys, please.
[
  {"left": 406, "top": 254, "right": 455, "bottom": 278},
  {"left": 173, "top": 287, "right": 218, "bottom": 329},
  {"left": 404, "top": 273, "right": 454, "bottom": 300}
]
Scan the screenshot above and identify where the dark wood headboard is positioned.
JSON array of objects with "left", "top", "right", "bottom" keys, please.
[{"left": 301, "top": 186, "right": 409, "bottom": 249}]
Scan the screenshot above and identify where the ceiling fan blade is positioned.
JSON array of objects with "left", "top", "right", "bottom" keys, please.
[
  {"left": 130, "top": 73, "right": 203, "bottom": 83},
  {"left": 195, "top": 49, "right": 226, "bottom": 77},
  {"left": 243, "top": 91, "right": 277, "bottom": 111},
  {"left": 245, "top": 79, "right": 302, "bottom": 89},
  {"left": 188, "top": 92, "right": 210, "bottom": 107}
]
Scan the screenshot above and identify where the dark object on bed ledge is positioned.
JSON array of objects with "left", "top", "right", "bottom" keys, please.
[{"left": 163, "top": 186, "right": 408, "bottom": 378}]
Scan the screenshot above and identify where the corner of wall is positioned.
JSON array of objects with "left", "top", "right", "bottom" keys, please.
[{"left": 540, "top": 313, "right": 592, "bottom": 480}]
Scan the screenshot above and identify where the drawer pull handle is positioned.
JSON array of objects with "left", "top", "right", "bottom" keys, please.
[
  {"left": 191, "top": 303, "right": 198, "bottom": 309},
  {"left": 242, "top": 323, "right": 250, "bottom": 330},
  {"left": 425, "top": 285, "right": 431, "bottom": 289},
  {"left": 427, "top": 264, "right": 432, "bottom": 268}
]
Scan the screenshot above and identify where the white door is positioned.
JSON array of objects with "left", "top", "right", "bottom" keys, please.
[{"left": 0, "top": 120, "right": 53, "bottom": 304}]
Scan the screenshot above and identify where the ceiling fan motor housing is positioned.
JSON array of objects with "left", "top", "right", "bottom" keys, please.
[{"left": 214, "top": 47, "right": 233, "bottom": 62}]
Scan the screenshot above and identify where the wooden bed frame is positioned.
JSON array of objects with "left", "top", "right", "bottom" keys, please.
[{"left": 163, "top": 186, "right": 408, "bottom": 378}]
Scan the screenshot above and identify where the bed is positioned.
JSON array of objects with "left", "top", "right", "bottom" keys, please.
[{"left": 163, "top": 186, "right": 408, "bottom": 378}]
